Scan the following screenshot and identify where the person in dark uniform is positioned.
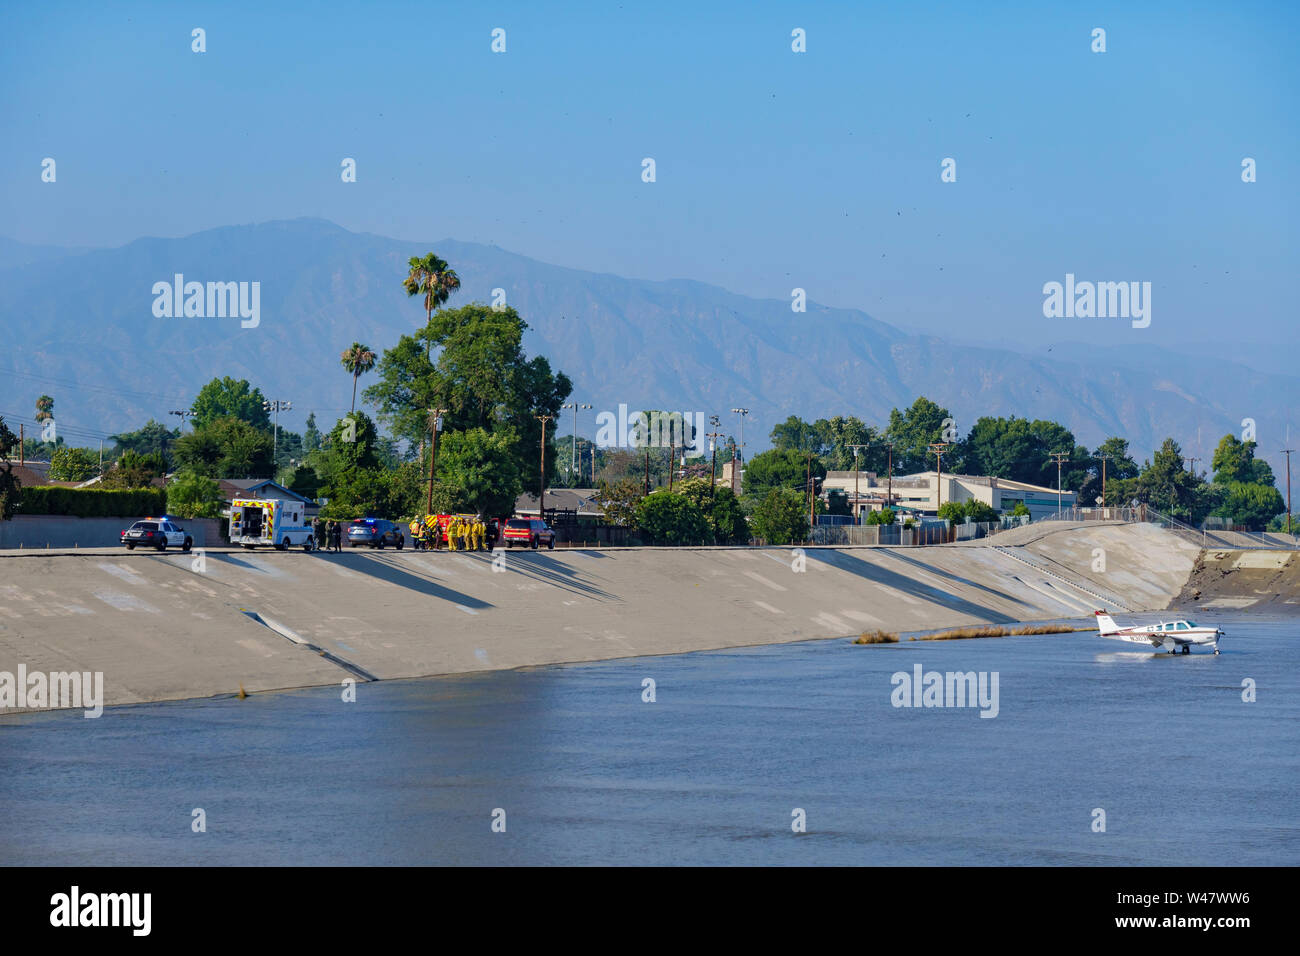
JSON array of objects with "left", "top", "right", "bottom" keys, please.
[
  {"left": 313, "top": 516, "right": 325, "bottom": 551},
  {"left": 329, "top": 520, "right": 342, "bottom": 553}
]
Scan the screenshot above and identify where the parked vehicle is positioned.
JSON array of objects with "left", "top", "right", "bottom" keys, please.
[
  {"left": 501, "top": 517, "right": 556, "bottom": 550},
  {"left": 347, "top": 518, "right": 404, "bottom": 549},
  {"left": 121, "top": 517, "right": 193, "bottom": 552},
  {"left": 228, "top": 498, "right": 314, "bottom": 550}
]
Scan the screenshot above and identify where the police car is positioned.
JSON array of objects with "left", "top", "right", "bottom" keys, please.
[{"left": 121, "top": 517, "right": 194, "bottom": 552}]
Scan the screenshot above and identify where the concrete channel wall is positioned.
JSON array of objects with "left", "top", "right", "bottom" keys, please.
[
  {"left": 0, "top": 515, "right": 223, "bottom": 550},
  {"left": 0, "top": 522, "right": 1210, "bottom": 713}
]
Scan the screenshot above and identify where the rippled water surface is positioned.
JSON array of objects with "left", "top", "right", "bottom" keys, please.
[{"left": 1, "top": 615, "right": 1295, "bottom": 865}]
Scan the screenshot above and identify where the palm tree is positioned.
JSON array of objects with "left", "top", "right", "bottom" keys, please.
[
  {"left": 340, "top": 343, "right": 377, "bottom": 413},
  {"left": 403, "top": 253, "right": 461, "bottom": 356},
  {"left": 34, "top": 395, "right": 53, "bottom": 422}
]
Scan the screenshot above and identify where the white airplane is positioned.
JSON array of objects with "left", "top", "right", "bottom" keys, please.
[{"left": 1094, "top": 611, "right": 1222, "bottom": 655}]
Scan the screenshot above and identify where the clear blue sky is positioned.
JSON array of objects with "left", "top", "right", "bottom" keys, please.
[{"left": 2, "top": 0, "right": 1296, "bottom": 356}]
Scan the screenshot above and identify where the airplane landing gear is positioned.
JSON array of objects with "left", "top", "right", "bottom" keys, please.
[{"left": 1181, "top": 645, "right": 1190, "bottom": 655}]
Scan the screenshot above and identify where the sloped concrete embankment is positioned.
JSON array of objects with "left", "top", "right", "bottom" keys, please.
[
  {"left": 1177, "top": 548, "right": 1300, "bottom": 612},
  {"left": 0, "top": 523, "right": 1197, "bottom": 712}
]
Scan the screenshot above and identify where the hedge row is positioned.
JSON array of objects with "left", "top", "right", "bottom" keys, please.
[{"left": 16, "top": 485, "right": 168, "bottom": 518}]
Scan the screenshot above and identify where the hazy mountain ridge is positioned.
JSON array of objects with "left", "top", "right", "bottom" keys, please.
[{"left": 1, "top": 219, "right": 1294, "bottom": 469}]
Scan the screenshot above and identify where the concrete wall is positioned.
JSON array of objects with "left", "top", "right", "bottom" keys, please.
[
  {"left": 0, "top": 522, "right": 1202, "bottom": 712},
  {"left": 0, "top": 515, "right": 223, "bottom": 550}
]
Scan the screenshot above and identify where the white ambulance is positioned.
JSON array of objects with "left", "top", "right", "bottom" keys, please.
[{"left": 228, "top": 497, "right": 315, "bottom": 550}]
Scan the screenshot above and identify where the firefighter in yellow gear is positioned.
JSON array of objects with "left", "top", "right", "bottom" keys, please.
[
  {"left": 408, "top": 519, "right": 423, "bottom": 550},
  {"left": 447, "top": 516, "right": 461, "bottom": 551},
  {"left": 423, "top": 514, "right": 441, "bottom": 550},
  {"left": 472, "top": 518, "right": 485, "bottom": 551}
]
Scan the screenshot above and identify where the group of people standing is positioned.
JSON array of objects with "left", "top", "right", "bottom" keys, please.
[
  {"left": 311, "top": 517, "right": 343, "bottom": 553},
  {"left": 408, "top": 514, "right": 494, "bottom": 552}
]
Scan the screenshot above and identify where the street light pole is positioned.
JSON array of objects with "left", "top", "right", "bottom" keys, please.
[
  {"left": 262, "top": 399, "right": 292, "bottom": 469},
  {"left": 561, "top": 402, "right": 591, "bottom": 486},
  {"left": 1283, "top": 448, "right": 1295, "bottom": 535},
  {"left": 730, "top": 407, "right": 749, "bottom": 495}
]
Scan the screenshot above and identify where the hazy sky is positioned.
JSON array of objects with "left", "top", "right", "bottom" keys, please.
[{"left": 2, "top": 0, "right": 1296, "bottom": 356}]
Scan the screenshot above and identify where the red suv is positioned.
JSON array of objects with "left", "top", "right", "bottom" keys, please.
[{"left": 502, "top": 518, "right": 556, "bottom": 550}]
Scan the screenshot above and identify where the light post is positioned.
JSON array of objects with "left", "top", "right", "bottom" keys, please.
[
  {"left": 1283, "top": 447, "right": 1295, "bottom": 535},
  {"left": 262, "top": 399, "right": 292, "bottom": 468},
  {"left": 561, "top": 402, "right": 591, "bottom": 486},
  {"left": 730, "top": 407, "right": 749, "bottom": 494},
  {"left": 169, "top": 409, "right": 194, "bottom": 430},
  {"left": 706, "top": 415, "right": 722, "bottom": 506}
]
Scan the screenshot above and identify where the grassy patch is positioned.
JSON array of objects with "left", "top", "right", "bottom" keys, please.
[
  {"left": 907, "top": 624, "right": 1097, "bottom": 641},
  {"left": 853, "top": 630, "right": 899, "bottom": 644}
]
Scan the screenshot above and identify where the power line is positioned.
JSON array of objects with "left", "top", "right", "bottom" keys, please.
[{"left": 0, "top": 366, "right": 191, "bottom": 405}]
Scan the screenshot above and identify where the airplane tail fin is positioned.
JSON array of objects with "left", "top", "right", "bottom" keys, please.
[{"left": 1094, "top": 611, "right": 1120, "bottom": 635}]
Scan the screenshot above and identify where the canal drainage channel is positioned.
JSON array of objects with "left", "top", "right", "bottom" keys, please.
[{"left": 240, "top": 609, "right": 379, "bottom": 683}]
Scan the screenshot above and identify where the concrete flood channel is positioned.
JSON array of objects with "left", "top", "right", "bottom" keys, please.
[{"left": 0, "top": 520, "right": 1289, "bottom": 714}]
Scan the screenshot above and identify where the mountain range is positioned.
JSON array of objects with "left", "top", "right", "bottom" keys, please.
[{"left": 1, "top": 218, "right": 1293, "bottom": 473}]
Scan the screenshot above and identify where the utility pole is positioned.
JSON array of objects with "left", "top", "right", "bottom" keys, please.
[
  {"left": 19, "top": 424, "right": 24, "bottom": 466},
  {"left": 929, "top": 442, "right": 951, "bottom": 512},
  {"left": 426, "top": 406, "right": 446, "bottom": 516},
  {"left": 1096, "top": 453, "right": 1113, "bottom": 510},
  {"left": 884, "top": 440, "right": 895, "bottom": 513},
  {"left": 262, "top": 399, "right": 292, "bottom": 469},
  {"left": 644, "top": 446, "right": 650, "bottom": 496},
  {"left": 536, "top": 414, "right": 553, "bottom": 518},
  {"left": 561, "top": 402, "right": 591, "bottom": 486},
  {"left": 730, "top": 407, "right": 749, "bottom": 495},
  {"left": 847, "top": 444, "right": 869, "bottom": 525},
  {"left": 1049, "top": 451, "right": 1070, "bottom": 514},
  {"left": 1182, "top": 456, "right": 1200, "bottom": 477},
  {"left": 99, "top": 439, "right": 104, "bottom": 477},
  {"left": 669, "top": 440, "right": 675, "bottom": 492},
  {"left": 705, "top": 420, "right": 723, "bottom": 506},
  {"left": 807, "top": 450, "right": 815, "bottom": 533},
  {"left": 1283, "top": 448, "right": 1295, "bottom": 535}
]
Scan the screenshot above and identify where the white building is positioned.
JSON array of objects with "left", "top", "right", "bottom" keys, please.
[{"left": 822, "top": 470, "right": 1074, "bottom": 521}]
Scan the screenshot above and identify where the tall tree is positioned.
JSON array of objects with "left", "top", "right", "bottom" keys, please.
[
  {"left": 190, "top": 377, "right": 271, "bottom": 430},
  {"left": 34, "top": 395, "right": 54, "bottom": 422},
  {"left": 403, "top": 253, "right": 461, "bottom": 356},
  {"left": 172, "top": 416, "right": 274, "bottom": 478},
  {"left": 0, "top": 416, "right": 22, "bottom": 519},
  {"left": 340, "top": 342, "right": 377, "bottom": 413},
  {"left": 109, "top": 420, "right": 180, "bottom": 464},
  {"left": 365, "top": 304, "right": 571, "bottom": 488},
  {"left": 1137, "top": 438, "right": 1213, "bottom": 523},
  {"left": 303, "top": 412, "right": 322, "bottom": 453},
  {"left": 885, "top": 397, "right": 958, "bottom": 474}
]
